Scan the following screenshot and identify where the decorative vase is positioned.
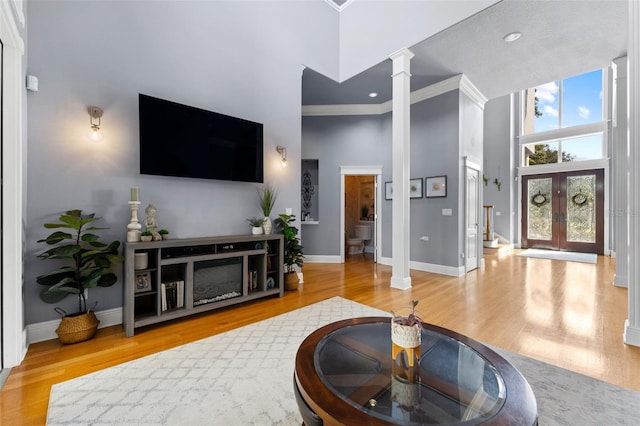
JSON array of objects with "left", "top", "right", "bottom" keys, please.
[
  {"left": 263, "top": 217, "right": 273, "bottom": 235},
  {"left": 140, "top": 235, "right": 152, "bottom": 242},
  {"left": 252, "top": 226, "right": 263, "bottom": 235},
  {"left": 56, "top": 311, "right": 100, "bottom": 344},
  {"left": 391, "top": 322, "right": 421, "bottom": 348},
  {"left": 284, "top": 272, "right": 299, "bottom": 290},
  {"left": 161, "top": 234, "right": 169, "bottom": 240},
  {"left": 134, "top": 252, "right": 148, "bottom": 270}
]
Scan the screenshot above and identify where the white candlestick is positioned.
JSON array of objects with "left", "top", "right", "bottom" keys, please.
[{"left": 127, "top": 201, "right": 142, "bottom": 242}]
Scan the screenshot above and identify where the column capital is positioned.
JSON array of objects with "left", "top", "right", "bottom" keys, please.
[{"left": 390, "top": 48, "right": 415, "bottom": 77}]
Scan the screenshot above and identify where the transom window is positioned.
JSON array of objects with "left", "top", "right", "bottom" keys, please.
[{"left": 521, "top": 69, "right": 606, "bottom": 167}]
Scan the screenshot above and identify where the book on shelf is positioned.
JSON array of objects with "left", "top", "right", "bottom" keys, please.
[{"left": 161, "top": 280, "right": 184, "bottom": 311}]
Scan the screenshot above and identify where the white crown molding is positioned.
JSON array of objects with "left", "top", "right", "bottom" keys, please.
[
  {"left": 303, "top": 74, "right": 487, "bottom": 117},
  {"left": 459, "top": 74, "right": 488, "bottom": 110},
  {"left": 323, "top": 0, "right": 355, "bottom": 12},
  {"left": 302, "top": 103, "right": 388, "bottom": 116}
]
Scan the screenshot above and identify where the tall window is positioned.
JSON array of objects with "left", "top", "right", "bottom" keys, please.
[{"left": 521, "top": 69, "right": 606, "bottom": 166}]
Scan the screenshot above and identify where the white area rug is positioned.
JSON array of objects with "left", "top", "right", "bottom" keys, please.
[
  {"left": 518, "top": 248, "right": 598, "bottom": 264},
  {"left": 47, "top": 297, "right": 640, "bottom": 425}
]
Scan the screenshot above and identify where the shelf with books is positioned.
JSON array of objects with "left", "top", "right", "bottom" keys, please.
[{"left": 124, "top": 234, "right": 283, "bottom": 336}]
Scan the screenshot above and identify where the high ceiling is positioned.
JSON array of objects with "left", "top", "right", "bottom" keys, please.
[{"left": 304, "top": 0, "right": 628, "bottom": 105}]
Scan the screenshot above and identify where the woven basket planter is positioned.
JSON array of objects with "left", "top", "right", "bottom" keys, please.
[
  {"left": 56, "top": 311, "right": 100, "bottom": 344},
  {"left": 391, "top": 322, "right": 421, "bottom": 348}
]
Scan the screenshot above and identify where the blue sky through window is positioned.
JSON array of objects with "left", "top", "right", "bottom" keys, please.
[{"left": 533, "top": 69, "right": 603, "bottom": 161}]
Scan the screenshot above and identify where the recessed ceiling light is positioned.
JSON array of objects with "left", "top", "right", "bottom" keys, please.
[
  {"left": 503, "top": 32, "right": 521, "bottom": 43},
  {"left": 368, "top": 92, "right": 378, "bottom": 98}
]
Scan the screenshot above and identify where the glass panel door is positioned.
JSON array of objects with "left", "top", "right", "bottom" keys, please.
[{"left": 522, "top": 169, "right": 603, "bottom": 254}]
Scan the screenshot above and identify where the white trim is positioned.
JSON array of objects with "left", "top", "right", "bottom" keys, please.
[
  {"left": 322, "top": 0, "right": 354, "bottom": 12},
  {"left": 378, "top": 256, "right": 465, "bottom": 277},
  {"left": 624, "top": 320, "right": 640, "bottom": 346},
  {"left": 27, "top": 308, "right": 124, "bottom": 344},
  {"left": 518, "top": 122, "right": 607, "bottom": 146},
  {"left": 302, "top": 103, "right": 388, "bottom": 117},
  {"left": 518, "top": 158, "right": 609, "bottom": 176},
  {"left": 626, "top": 0, "right": 640, "bottom": 347},
  {"left": 340, "top": 166, "right": 383, "bottom": 264},
  {"left": 303, "top": 255, "right": 342, "bottom": 263},
  {"left": 303, "top": 74, "right": 487, "bottom": 117},
  {"left": 8, "top": 0, "right": 24, "bottom": 27},
  {"left": 1, "top": 0, "right": 26, "bottom": 368}
]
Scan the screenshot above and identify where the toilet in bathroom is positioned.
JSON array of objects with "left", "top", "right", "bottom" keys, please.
[{"left": 346, "top": 224, "right": 372, "bottom": 255}]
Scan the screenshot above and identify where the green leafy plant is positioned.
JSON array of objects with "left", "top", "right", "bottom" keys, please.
[
  {"left": 246, "top": 217, "right": 265, "bottom": 227},
  {"left": 275, "top": 213, "right": 303, "bottom": 273},
  {"left": 391, "top": 300, "right": 424, "bottom": 328},
  {"left": 141, "top": 229, "right": 153, "bottom": 237},
  {"left": 158, "top": 229, "right": 169, "bottom": 235},
  {"left": 257, "top": 184, "right": 277, "bottom": 217},
  {"left": 36, "top": 210, "right": 124, "bottom": 314}
]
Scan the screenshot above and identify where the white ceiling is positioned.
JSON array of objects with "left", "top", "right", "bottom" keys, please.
[{"left": 303, "top": 0, "right": 628, "bottom": 105}]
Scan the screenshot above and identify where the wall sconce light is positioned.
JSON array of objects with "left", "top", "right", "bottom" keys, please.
[
  {"left": 88, "top": 106, "right": 103, "bottom": 141},
  {"left": 276, "top": 145, "right": 287, "bottom": 168}
]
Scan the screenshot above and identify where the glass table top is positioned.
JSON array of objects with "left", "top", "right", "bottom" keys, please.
[{"left": 314, "top": 322, "right": 507, "bottom": 425}]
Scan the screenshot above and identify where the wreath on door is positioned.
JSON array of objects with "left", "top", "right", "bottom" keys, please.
[{"left": 531, "top": 191, "right": 548, "bottom": 207}]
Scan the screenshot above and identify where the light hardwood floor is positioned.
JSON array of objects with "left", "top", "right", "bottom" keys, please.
[{"left": 2, "top": 249, "right": 639, "bottom": 425}]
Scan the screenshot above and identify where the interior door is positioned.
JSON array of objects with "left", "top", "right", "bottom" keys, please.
[
  {"left": 465, "top": 167, "right": 480, "bottom": 272},
  {"left": 521, "top": 169, "right": 604, "bottom": 254}
]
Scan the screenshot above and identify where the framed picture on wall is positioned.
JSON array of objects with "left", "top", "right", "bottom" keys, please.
[
  {"left": 385, "top": 181, "right": 393, "bottom": 200},
  {"left": 426, "top": 176, "right": 447, "bottom": 198},
  {"left": 410, "top": 178, "right": 423, "bottom": 199}
]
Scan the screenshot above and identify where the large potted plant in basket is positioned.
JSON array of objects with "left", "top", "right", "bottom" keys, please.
[
  {"left": 36, "top": 209, "right": 124, "bottom": 344},
  {"left": 275, "top": 213, "right": 304, "bottom": 290}
]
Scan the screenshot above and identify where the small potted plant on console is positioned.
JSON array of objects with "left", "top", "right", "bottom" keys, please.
[
  {"left": 140, "top": 229, "right": 153, "bottom": 242},
  {"left": 158, "top": 228, "right": 170, "bottom": 240},
  {"left": 246, "top": 217, "right": 264, "bottom": 235}
]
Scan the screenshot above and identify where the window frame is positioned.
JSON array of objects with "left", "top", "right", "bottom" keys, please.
[{"left": 519, "top": 68, "right": 609, "bottom": 169}]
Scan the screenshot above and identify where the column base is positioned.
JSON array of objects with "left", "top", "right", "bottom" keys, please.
[
  {"left": 623, "top": 319, "right": 640, "bottom": 347},
  {"left": 390, "top": 276, "right": 412, "bottom": 290}
]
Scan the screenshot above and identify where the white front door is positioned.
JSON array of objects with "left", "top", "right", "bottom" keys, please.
[{"left": 465, "top": 167, "right": 480, "bottom": 272}]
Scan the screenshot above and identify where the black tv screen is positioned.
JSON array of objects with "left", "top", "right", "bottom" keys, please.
[{"left": 139, "top": 94, "right": 263, "bottom": 183}]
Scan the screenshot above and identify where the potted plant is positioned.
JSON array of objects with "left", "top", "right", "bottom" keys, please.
[
  {"left": 158, "top": 228, "right": 170, "bottom": 240},
  {"left": 391, "top": 300, "right": 424, "bottom": 365},
  {"left": 36, "top": 209, "right": 124, "bottom": 344},
  {"left": 140, "top": 229, "right": 153, "bottom": 242},
  {"left": 275, "top": 213, "right": 303, "bottom": 290},
  {"left": 246, "top": 217, "right": 264, "bottom": 235},
  {"left": 257, "top": 183, "right": 277, "bottom": 234}
]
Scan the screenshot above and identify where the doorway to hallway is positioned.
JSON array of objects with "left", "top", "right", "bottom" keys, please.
[{"left": 521, "top": 169, "right": 604, "bottom": 254}]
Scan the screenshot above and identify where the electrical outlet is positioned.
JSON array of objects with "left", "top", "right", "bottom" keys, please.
[{"left": 420, "top": 236, "right": 429, "bottom": 241}]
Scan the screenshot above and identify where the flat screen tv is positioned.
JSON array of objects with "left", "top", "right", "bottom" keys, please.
[{"left": 139, "top": 94, "right": 263, "bottom": 183}]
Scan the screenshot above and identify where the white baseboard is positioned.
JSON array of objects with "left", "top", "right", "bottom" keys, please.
[
  {"left": 27, "top": 307, "right": 123, "bottom": 344},
  {"left": 304, "top": 255, "right": 342, "bottom": 263},
  {"left": 378, "top": 256, "right": 464, "bottom": 277},
  {"left": 624, "top": 319, "right": 640, "bottom": 347}
]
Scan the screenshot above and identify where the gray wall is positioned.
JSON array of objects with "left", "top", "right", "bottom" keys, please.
[
  {"left": 301, "top": 115, "right": 388, "bottom": 255},
  {"left": 302, "top": 90, "right": 467, "bottom": 268},
  {"left": 24, "top": 1, "right": 337, "bottom": 324},
  {"left": 483, "top": 95, "right": 514, "bottom": 241}
]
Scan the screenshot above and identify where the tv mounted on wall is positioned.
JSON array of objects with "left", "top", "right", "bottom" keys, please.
[{"left": 139, "top": 94, "right": 264, "bottom": 183}]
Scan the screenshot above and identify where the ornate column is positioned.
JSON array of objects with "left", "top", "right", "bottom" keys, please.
[
  {"left": 613, "top": 56, "right": 628, "bottom": 288},
  {"left": 389, "top": 48, "right": 414, "bottom": 290},
  {"left": 625, "top": 0, "right": 640, "bottom": 346}
]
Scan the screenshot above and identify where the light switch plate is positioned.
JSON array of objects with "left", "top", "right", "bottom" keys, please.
[{"left": 442, "top": 208, "right": 452, "bottom": 216}]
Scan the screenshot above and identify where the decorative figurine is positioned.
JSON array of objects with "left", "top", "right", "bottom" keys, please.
[{"left": 144, "top": 204, "right": 162, "bottom": 241}]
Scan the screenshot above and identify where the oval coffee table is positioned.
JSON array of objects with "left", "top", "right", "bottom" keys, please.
[{"left": 295, "top": 317, "right": 538, "bottom": 425}]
